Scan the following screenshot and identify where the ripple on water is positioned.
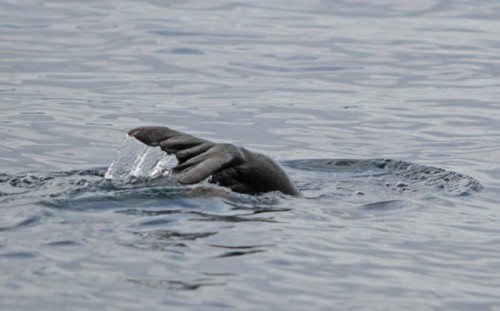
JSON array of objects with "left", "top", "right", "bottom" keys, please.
[
  {"left": 1, "top": 0, "right": 500, "bottom": 309},
  {"left": 286, "top": 158, "right": 481, "bottom": 202}
]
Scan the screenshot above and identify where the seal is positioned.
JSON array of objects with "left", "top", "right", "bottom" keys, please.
[{"left": 128, "top": 126, "right": 300, "bottom": 196}]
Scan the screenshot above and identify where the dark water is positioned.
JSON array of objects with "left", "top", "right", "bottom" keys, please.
[{"left": 1, "top": 0, "right": 500, "bottom": 310}]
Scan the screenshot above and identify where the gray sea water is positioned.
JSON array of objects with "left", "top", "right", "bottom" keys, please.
[{"left": 1, "top": 0, "right": 500, "bottom": 310}]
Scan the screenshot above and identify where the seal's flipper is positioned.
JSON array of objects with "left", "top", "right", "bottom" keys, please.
[
  {"left": 129, "top": 126, "right": 214, "bottom": 159},
  {"left": 128, "top": 126, "right": 301, "bottom": 196},
  {"left": 174, "top": 143, "right": 214, "bottom": 163},
  {"left": 173, "top": 143, "right": 244, "bottom": 184},
  {"left": 128, "top": 126, "right": 184, "bottom": 146},
  {"left": 128, "top": 126, "right": 241, "bottom": 185},
  {"left": 128, "top": 126, "right": 208, "bottom": 148}
]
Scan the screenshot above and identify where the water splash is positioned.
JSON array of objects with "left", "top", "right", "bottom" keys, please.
[{"left": 105, "top": 135, "right": 178, "bottom": 181}]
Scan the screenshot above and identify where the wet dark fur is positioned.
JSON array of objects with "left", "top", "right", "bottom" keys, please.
[{"left": 128, "top": 126, "right": 300, "bottom": 196}]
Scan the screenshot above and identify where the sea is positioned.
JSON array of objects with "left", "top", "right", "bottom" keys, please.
[{"left": 1, "top": 1, "right": 500, "bottom": 310}]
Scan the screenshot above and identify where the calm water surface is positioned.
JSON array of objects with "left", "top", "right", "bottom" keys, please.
[{"left": 1, "top": 0, "right": 500, "bottom": 310}]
